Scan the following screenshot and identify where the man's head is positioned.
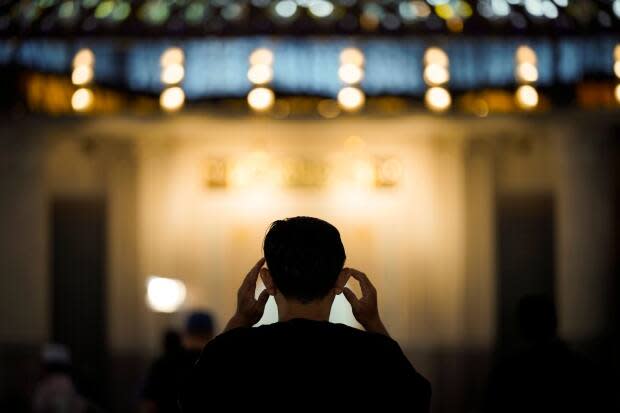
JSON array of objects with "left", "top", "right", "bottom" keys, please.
[{"left": 263, "top": 217, "right": 346, "bottom": 303}]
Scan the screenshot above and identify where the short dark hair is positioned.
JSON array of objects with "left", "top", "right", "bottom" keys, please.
[
  {"left": 263, "top": 217, "right": 346, "bottom": 303},
  {"left": 185, "top": 311, "right": 215, "bottom": 337}
]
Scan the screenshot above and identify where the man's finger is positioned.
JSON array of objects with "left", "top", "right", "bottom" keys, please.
[
  {"left": 343, "top": 268, "right": 374, "bottom": 297},
  {"left": 242, "top": 257, "right": 266, "bottom": 289},
  {"left": 342, "top": 287, "right": 359, "bottom": 309},
  {"left": 255, "top": 289, "right": 270, "bottom": 311}
]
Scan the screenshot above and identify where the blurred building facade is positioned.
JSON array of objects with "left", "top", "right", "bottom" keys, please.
[{"left": 1, "top": 112, "right": 618, "bottom": 412}]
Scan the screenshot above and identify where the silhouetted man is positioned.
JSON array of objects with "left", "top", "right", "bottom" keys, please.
[
  {"left": 486, "top": 294, "right": 610, "bottom": 412},
  {"left": 181, "top": 217, "right": 431, "bottom": 411},
  {"left": 141, "top": 312, "right": 215, "bottom": 413}
]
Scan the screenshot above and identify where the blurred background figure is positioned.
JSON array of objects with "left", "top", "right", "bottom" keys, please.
[
  {"left": 33, "top": 344, "right": 101, "bottom": 413},
  {"left": 485, "top": 294, "right": 610, "bottom": 413},
  {"left": 139, "top": 312, "right": 215, "bottom": 413}
]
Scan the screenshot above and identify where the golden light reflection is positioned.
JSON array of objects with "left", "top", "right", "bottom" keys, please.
[
  {"left": 161, "top": 63, "right": 185, "bottom": 85},
  {"left": 338, "top": 63, "right": 364, "bottom": 85},
  {"left": 615, "top": 84, "right": 620, "bottom": 104},
  {"left": 249, "top": 48, "right": 274, "bottom": 66},
  {"left": 317, "top": 99, "right": 341, "bottom": 118},
  {"left": 247, "top": 64, "right": 274, "bottom": 85},
  {"left": 71, "top": 87, "right": 94, "bottom": 112},
  {"left": 160, "top": 86, "right": 185, "bottom": 112},
  {"left": 515, "top": 85, "right": 539, "bottom": 110},
  {"left": 205, "top": 152, "right": 403, "bottom": 190},
  {"left": 247, "top": 87, "right": 275, "bottom": 112},
  {"left": 340, "top": 47, "right": 365, "bottom": 67},
  {"left": 424, "top": 47, "right": 449, "bottom": 68},
  {"left": 424, "top": 63, "right": 450, "bottom": 86},
  {"left": 71, "top": 65, "right": 94, "bottom": 86},
  {"left": 515, "top": 46, "right": 537, "bottom": 65},
  {"left": 515, "top": 62, "right": 539, "bottom": 83},
  {"left": 73, "top": 48, "right": 95, "bottom": 68},
  {"left": 337, "top": 87, "right": 365, "bottom": 112},
  {"left": 425, "top": 87, "right": 452, "bottom": 112},
  {"left": 160, "top": 47, "right": 184, "bottom": 67}
]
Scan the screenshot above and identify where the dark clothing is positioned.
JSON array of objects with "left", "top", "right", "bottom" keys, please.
[
  {"left": 141, "top": 349, "right": 202, "bottom": 413},
  {"left": 181, "top": 319, "right": 431, "bottom": 411}
]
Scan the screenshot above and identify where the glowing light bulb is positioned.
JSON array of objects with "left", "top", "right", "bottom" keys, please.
[
  {"left": 516, "top": 62, "right": 539, "bottom": 83},
  {"left": 423, "top": 63, "right": 450, "bottom": 86},
  {"left": 71, "top": 65, "right": 94, "bottom": 86},
  {"left": 516, "top": 45, "right": 537, "bottom": 65},
  {"left": 614, "top": 61, "right": 620, "bottom": 79},
  {"left": 161, "top": 63, "right": 185, "bottom": 85},
  {"left": 337, "top": 87, "right": 365, "bottom": 112},
  {"left": 160, "top": 86, "right": 185, "bottom": 112},
  {"left": 146, "top": 276, "right": 186, "bottom": 313},
  {"left": 274, "top": 0, "right": 297, "bottom": 18},
  {"left": 71, "top": 88, "right": 94, "bottom": 112},
  {"left": 424, "top": 47, "right": 449, "bottom": 68},
  {"left": 160, "top": 47, "right": 184, "bottom": 67},
  {"left": 308, "top": 0, "right": 334, "bottom": 18},
  {"left": 249, "top": 48, "right": 274, "bottom": 66},
  {"left": 73, "top": 48, "right": 95, "bottom": 68},
  {"left": 340, "top": 48, "right": 365, "bottom": 67},
  {"left": 338, "top": 63, "right": 364, "bottom": 85},
  {"left": 247, "top": 64, "right": 274, "bottom": 85},
  {"left": 425, "top": 87, "right": 451, "bottom": 112},
  {"left": 515, "top": 85, "right": 539, "bottom": 110},
  {"left": 247, "top": 87, "right": 275, "bottom": 112}
]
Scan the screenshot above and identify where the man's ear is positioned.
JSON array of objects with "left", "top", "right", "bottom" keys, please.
[
  {"left": 334, "top": 269, "right": 349, "bottom": 295},
  {"left": 260, "top": 268, "right": 277, "bottom": 296}
]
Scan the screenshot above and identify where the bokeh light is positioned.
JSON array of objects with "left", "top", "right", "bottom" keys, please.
[
  {"left": 71, "top": 87, "right": 94, "bottom": 112},
  {"left": 72, "top": 48, "right": 95, "bottom": 68},
  {"left": 146, "top": 276, "right": 186, "bottom": 313},
  {"left": 249, "top": 48, "right": 274, "bottom": 66},
  {"left": 160, "top": 86, "right": 185, "bottom": 112},
  {"left": 516, "top": 45, "right": 537, "bottom": 65},
  {"left": 337, "top": 86, "right": 365, "bottom": 112},
  {"left": 71, "top": 64, "right": 94, "bottom": 86},
  {"left": 161, "top": 63, "right": 185, "bottom": 85},
  {"left": 424, "top": 47, "right": 449, "bottom": 68},
  {"left": 425, "top": 87, "right": 451, "bottom": 112},
  {"left": 160, "top": 47, "right": 184, "bottom": 67},
  {"left": 247, "top": 63, "right": 274, "bottom": 85},
  {"left": 516, "top": 62, "right": 539, "bottom": 83},
  {"left": 338, "top": 63, "right": 364, "bottom": 85},
  {"left": 247, "top": 87, "right": 275, "bottom": 112},
  {"left": 424, "top": 63, "right": 450, "bottom": 86},
  {"left": 340, "top": 47, "right": 364, "bottom": 67},
  {"left": 515, "top": 85, "right": 539, "bottom": 110}
]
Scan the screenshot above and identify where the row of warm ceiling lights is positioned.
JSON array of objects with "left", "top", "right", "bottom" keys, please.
[{"left": 68, "top": 44, "right": 620, "bottom": 114}]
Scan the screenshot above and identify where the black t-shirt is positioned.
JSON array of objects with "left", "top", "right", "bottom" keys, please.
[
  {"left": 180, "top": 319, "right": 431, "bottom": 411},
  {"left": 142, "top": 349, "right": 202, "bottom": 413}
]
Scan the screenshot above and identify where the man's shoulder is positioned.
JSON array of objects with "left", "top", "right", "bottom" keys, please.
[{"left": 209, "top": 320, "right": 398, "bottom": 351}]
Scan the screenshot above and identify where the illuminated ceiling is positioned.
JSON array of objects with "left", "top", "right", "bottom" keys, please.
[{"left": 1, "top": 0, "right": 619, "bottom": 36}]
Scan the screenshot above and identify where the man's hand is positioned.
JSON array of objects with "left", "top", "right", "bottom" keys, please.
[
  {"left": 224, "top": 258, "right": 270, "bottom": 332},
  {"left": 341, "top": 268, "right": 390, "bottom": 337}
]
